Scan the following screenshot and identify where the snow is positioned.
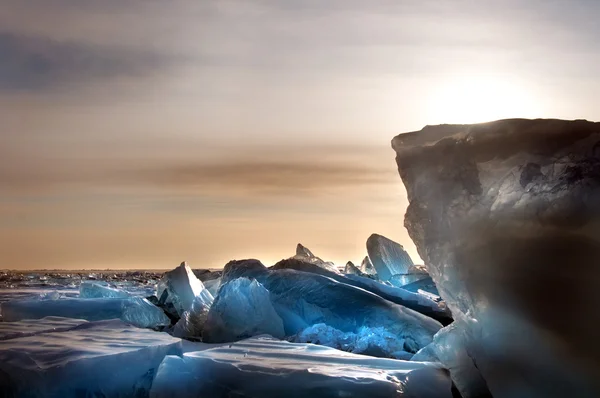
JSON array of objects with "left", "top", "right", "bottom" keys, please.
[
  {"left": 156, "top": 262, "right": 213, "bottom": 319},
  {"left": 0, "top": 297, "right": 171, "bottom": 329},
  {"left": 79, "top": 281, "right": 132, "bottom": 298},
  {"left": 150, "top": 336, "right": 455, "bottom": 398},
  {"left": 0, "top": 318, "right": 182, "bottom": 398},
  {"left": 366, "top": 234, "right": 415, "bottom": 281},
  {"left": 203, "top": 278, "right": 285, "bottom": 343}
]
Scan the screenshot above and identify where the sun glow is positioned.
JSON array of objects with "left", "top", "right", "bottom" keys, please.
[{"left": 425, "top": 75, "right": 542, "bottom": 124}]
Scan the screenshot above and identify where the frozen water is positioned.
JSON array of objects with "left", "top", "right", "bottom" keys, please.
[
  {"left": 150, "top": 336, "right": 455, "bottom": 398},
  {"left": 203, "top": 278, "right": 285, "bottom": 343},
  {"left": 156, "top": 262, "right": 213, "bottom": 318},
  {"left": 389, "top": 273, "right": 429, "bottom": 288},
  {"left": 411, "top": 322, "right": 491, "bottom": 398},
  {"left": 172, "top": 294, "right": 212, "bottom": 339},
  {"left": 203, "top": 277, "right": 221, "bottom": 297},
  {"left": 293, "top": 243, "right": 340, "bottom": 273},
  {"left": 0, "top": 318, "right": 182, "bottom": 397},
  {"left": 0, "top": 297, "right": 171, "bottom": 329},
  {"left": 0, "top": 316, "right": 88, "bottom": 340},
  {"left": 79, "top": 281, "right": 131, "bottom": 298},
  {"left": 293, "top": 323, "right": 414, "bottom": 359},
  {"left": 360, "top": 255, "right": 378, "bottom": 276},
  {"left": 344, "top": 261, "right": 363, "bottom": 276},
  {"left": 367, "top": 234, "right": 415, "bottom": 281}
]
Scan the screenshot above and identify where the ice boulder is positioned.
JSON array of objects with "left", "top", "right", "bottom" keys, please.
[
  {"left": 156, "top": 262, "right": 213, "bottom": 319},
  {"left": 0, "top": 297, "right": 171, "bottom": 329},
  {"left": 393, "top": 118, "right": 600, "bottom": 397},
  {"left": 79, "top": 281, "right": 131, "bottom": 298},
  {"left": 150, "top": 336, "right": 455, "bottom": 398},
  {"left": 366, "top": 234, "right": 415, "bottom": 281},
  {"left": 0, "top": 318, "right": 182, "bottom": 397},
  {"left": 293, "top": 243, "right": 340, "bottom": 274},
  {"left": 203, "top": 278, "right": 285, "bottom": 343}
]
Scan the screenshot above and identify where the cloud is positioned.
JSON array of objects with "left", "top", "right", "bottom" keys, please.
[{"left": 0, "top": 31, "right": 172, "bottom": 91}]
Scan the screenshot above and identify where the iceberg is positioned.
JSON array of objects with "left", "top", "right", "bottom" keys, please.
[
  {"left": 156, "top": 262, "right": 213, "bottom": 319},
  {"left": 393, "top": 119, "right": 600, "bottom": 397},
  {"left": 366, "top": 234, "right": 415, "bottom": 281},
  {"left": 203, "top": 278, "right": 285, "bottom": 343},
  {"left": 150, "top": 336, "right": 455, "bottom": 398},
  {"left": 79, "top": 281, "right": 131, "bottom": 298},
  {"left": 0, "top": 318, "right": 181, "bottom": 397},
  {"left": 0, "top": 297, "right": 171, "bottom": 329},
  {"left": 219, "top": 261, "right": 442, "bottom": 352}
]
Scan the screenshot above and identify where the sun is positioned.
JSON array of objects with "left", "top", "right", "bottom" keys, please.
[{"left": 425, "top": 75, "right": 542, "bottom": 124}]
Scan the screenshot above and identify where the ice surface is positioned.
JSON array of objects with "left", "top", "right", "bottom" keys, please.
[
  {"left": 1, "top": 297, "right": 171, "bottom": 329},
  {"left": 172, "top": 294, "right": 212, "bottom": 339},
  {"left": 0, "top": 316, "right": 88, "bottom": 340},
  {"left": 203, "top": 278, "right": 285, "bottom": 343},
  {"left": 293, "top": 323, "right": 415, "bottom": 359},
  {"left": 79, "top": 281, "right": 132, "bottom": 298},
  {"left": 0, "top": 318, "right": 181, "bottom": 397},
  {"left": 150, "top": 336, "right": 455, "bottom": 398},
  {"left": 411, "top": 322, "right": 491, "bottom": 398},
  {"left": 389, "top": 273, "right": 429, "bottom": 288},
  {"left": 156, "top": 262, "right": 213, "bottom": 319},
  {"left": 367, "top": 234, "right": 415, "bottom": 281},
  {"left": 293, "top": 243, "right": 340, "bottom": 273}
]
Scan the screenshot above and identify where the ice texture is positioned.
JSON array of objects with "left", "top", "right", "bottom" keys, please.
[
  {"left": 203, "top": 278, "right": 221, "bottom": 297},
  {"left": 150, "top": 336, "right": 455, "bottom": 398},
  {"left": 172, "top": 294, "right": 212, "bottom": 339},
  {"left": 0, "top": 316, "right": 88, "bottom": 340},
  {"left": 156, "top": 262, "right": 213, "bottom": 319},
  {"left": 293, "top": 243, "right": 340, "bottom": 273},
  {"left": 203, "top": 278, "right": 285, "bottom": 343},
  {"left": 0, "top": 318, "right": 181, "bottom": 397},
  {"left": 0, "top": 297, "right": 171, "bottom": 329},
  {"left": 218, "top": 260, "right": 442, "bottom": 352},
  {"left": 293, "top": 323, "right": 415, "bottom": 359},
  {"left": 393, "top": 119, "right": 600, "bottom": 397},
  {"left": 79, "top": 281, "right": 131, "bottom": 298},
  {"left": 272, "top": 258, "right": 451, "bottom": 325},
  {"left": 366, "top": 234, "right": 415, "bottom": 281}
]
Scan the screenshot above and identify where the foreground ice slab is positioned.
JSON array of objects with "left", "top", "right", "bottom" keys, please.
[
  {"left": 79, "top": 281, "right": 131, "bottom": 298},
  {"left": 393, "top": 118, "right": 600, "bottom": 397},
  {"left": 215, "top": 260, "right": 442, "bottom": 352},
  {"left": 0, "top": 319, "right": 181, "bottom": 397},
  {"left": 150, "top": 336, "right": 455, "bottom": 398},
  {"left": 1, "top": 297, "right": 170, "bottom": 329},
  {"left": 156, "top": 262, "right": 213, "bottom": 319},
  {"left": 366, "top": 234, "right": 415, "bottom": 281}
]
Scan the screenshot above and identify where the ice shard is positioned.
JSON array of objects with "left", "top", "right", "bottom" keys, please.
[
  {"left": 202, "top": 278, "right": 285, "bottom": 343},
  {"left": 172, "top": 294, "right": 212, "bottom": 339},
  {"left": 393, "top": 118, "right": 600, "bottom": 397},
  {"left": 150, "top": 336, "right": 455, "bottom": 398},
  {"left": 0, "top": 297, "right": 171, "bottom": 329},
  {"left": 156, "top": 262, "right": 213, "bottom": 319},
  {"left": 293, "top": 243, "right": 340, "bottom": 273},
  {"left": 0, "top": 319, "right": 181, "bottom": 397},
  {"left": 360, "top": 256, "right": 378, "bottom": 276},
  {"left": 366, "top": 234, "right": 415, "bottom": 281},
  {"left": 79, "top": 281, "right": 131, "bottom": 299}
]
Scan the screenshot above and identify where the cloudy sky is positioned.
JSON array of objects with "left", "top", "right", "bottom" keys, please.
[{"left": 1, "top": 0, "right": 599, "bottom": 269}]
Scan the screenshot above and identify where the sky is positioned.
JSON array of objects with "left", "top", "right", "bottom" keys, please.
[{"left": 1, "top": 0, "right": 599, "bottom": 269}]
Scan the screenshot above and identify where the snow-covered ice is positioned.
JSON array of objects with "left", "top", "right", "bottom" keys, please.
[
  {"left": 0, "top": 318, "right": 182, "bottom": 397},
  {"left": 149, "top": 336, "right": 455, "bottom": 398},
  {"left": 1, "top": 297, "right": 171, "bottom": 329},
  {"left": 203, "top": 278, "right": 285, "bottom": 343}
]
